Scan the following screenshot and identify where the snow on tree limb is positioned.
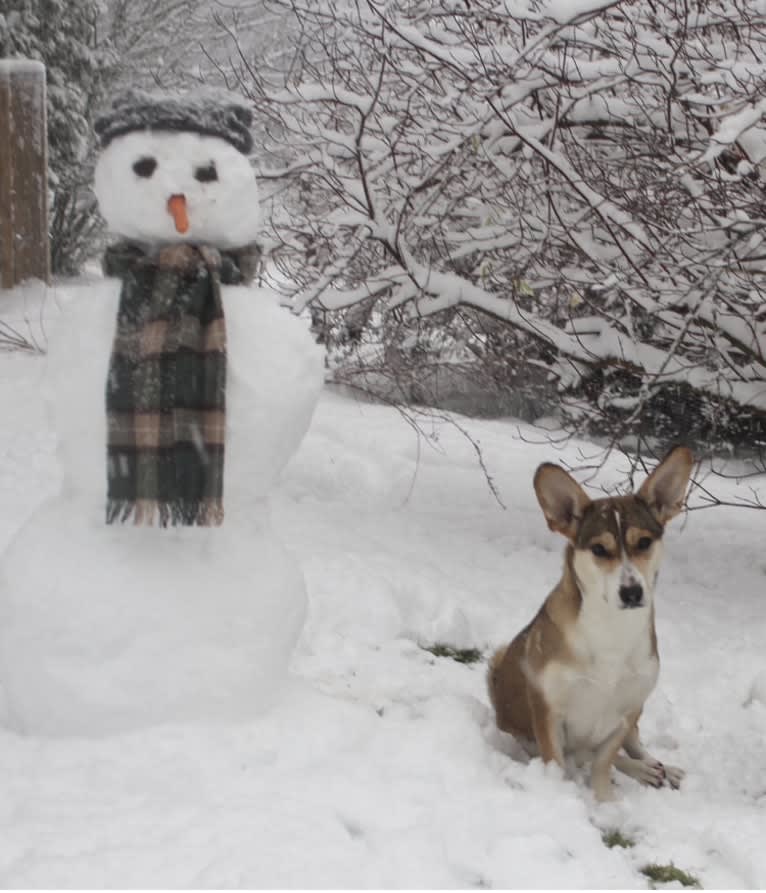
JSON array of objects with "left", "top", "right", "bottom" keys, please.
[{"left": 225, "top": 0, "right": 766, "bottom": 442}]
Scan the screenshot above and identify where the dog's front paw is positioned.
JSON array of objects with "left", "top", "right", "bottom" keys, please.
[
  {"left": 634, "top": 758, "right": 667, "bottom": 788},
  {"left": 592, "top": 778, "right": 618, "bottom": 802},
  {"left": 662, "top": 763, "right": 684, "bottom": 789},
  {"left": 644, "top": 759, "right": 684, "bottom": 789}
]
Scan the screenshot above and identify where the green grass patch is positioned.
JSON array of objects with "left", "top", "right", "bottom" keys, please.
[
  {"left": 602, "top": 829, "right": 635, "bottom": 849},
  {"left": 640, "top": 862, "right": 701, "bottom": 888},
  {"left": 421, "top": 643, "right": 484, "bottom": 665}
]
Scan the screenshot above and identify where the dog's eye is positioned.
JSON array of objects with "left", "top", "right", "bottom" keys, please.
[
  {"left": 133, "top": 157, "right": 157, "bottom": 178},
  {"left": 636, "top": 537, "right": 653, "bottom": 551},
  {"left": 591, "top": 543, "right": 609, "bottom": 558},
  {"left": 194, "top": 162, "right": 218, "bottom": 183}
]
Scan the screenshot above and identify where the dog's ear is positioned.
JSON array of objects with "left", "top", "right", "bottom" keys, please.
[
  {"left": 534, "top": 464, "right": 591, "bottom": 541},
  {"left": 638, "top": 445, "right": 694, "bottom": 524}
]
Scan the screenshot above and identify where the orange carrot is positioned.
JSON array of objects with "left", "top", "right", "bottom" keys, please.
[{"left": 167, "top": 194, "right": 190, "bottom": 234}]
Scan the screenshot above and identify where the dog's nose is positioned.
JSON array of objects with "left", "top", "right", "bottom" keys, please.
[{"left": 619, "top": 584, "right": 644, "bottom": 607}]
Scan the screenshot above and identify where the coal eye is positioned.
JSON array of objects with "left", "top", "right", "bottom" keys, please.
[
  {"left": 591, "top": 543, "right": 609, "bottom": 558},
  {"left": 133, "top": 157, "right": 157, "bottom": 178},
  {"left": 636, "top": 537, "right": 653, "bottom": 551},
  {"left": 195, "top": 162, "right": 218, "bottom": 183}
]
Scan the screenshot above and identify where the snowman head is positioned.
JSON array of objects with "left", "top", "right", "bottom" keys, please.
[{"left": 94, "top": 90, "right": 261, "bottom": 250}]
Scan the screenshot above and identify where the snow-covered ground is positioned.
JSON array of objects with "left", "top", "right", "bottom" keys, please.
[{"left": 1, "top": 286, "right": 765, "bottom": 888}]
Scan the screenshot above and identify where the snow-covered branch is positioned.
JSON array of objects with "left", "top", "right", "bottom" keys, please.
[{"left": 226, "top": 0, "right": 766, "bottom": 453}]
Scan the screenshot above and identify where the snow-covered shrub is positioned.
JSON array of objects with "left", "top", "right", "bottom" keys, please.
[{"left": 230, "top": 0, "right": 766, "bottom": 456}]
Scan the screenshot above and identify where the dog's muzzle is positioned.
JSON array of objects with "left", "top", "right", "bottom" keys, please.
[{"left": 619, "top": 583, "right": 644, "bottom": 608}]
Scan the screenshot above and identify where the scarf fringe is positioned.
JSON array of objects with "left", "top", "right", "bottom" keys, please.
[{"left": 107, "top": 498, "right": 224, "bottom": 527}]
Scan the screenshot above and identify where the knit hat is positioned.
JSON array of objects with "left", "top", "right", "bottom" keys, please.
[{"left": 95, "top": 88, "right": 254, "bottom": 156}]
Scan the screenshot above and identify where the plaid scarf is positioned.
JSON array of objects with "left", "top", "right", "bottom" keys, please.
[{"left": 104, "top": 241, "right": 243, "bottom": 527}]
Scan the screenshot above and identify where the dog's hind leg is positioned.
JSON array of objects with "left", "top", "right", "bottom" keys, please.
[{"left": 615, "top": 722, "right": 683, "bottom": 789}]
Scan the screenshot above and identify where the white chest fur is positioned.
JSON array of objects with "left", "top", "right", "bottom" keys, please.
[{"left": 539, "top": 602, "right": 659, "bottom": 754}]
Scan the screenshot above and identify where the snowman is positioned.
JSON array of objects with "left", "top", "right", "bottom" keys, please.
[{"left": 0, "top": 89, "right": 323, "bottom": 735}]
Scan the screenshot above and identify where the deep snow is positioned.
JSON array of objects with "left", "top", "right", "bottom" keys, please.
[{"left": 1, "top": 282, "right": 765, "bottom": 888}]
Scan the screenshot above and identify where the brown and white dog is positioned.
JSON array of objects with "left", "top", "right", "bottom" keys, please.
[{"left": 488, "top": 446, "right": 694, "bottom": 801}]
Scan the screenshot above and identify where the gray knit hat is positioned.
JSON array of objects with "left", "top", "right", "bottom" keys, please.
[{"left": 95, "top": 88, "right": 254, "bottom": 155}]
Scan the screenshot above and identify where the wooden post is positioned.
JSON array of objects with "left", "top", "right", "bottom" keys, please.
[{"left": 0, "top": 60, "right": 50, "bottom": 289}]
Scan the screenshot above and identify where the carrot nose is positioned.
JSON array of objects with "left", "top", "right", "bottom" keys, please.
[{"left": 167, "top": 194, "right": 189, "bottom": 234}]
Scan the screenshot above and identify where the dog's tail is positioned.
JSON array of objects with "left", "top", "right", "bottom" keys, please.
[{"left": 486, "top": 644, "right": 509, "bottom": 715}]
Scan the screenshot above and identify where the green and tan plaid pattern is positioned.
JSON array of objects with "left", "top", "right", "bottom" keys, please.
[{"left": 104, "top": 242, "right": 239, "bottom": 526}]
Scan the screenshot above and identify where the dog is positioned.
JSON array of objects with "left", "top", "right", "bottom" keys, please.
[{"left": 488, "top": 446, "right": 694, "bottom": 801}]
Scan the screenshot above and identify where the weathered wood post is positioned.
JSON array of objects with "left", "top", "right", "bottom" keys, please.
[{"left": 0, "top": 59, "right": 50, "bottom": 289}]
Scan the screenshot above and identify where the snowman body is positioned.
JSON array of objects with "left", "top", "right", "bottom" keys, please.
[{"left": 0, "top": 116, "right": 323, "bottom": 735}]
